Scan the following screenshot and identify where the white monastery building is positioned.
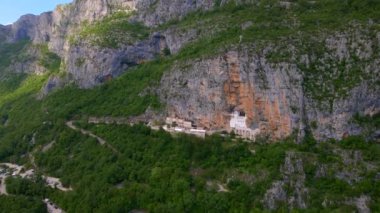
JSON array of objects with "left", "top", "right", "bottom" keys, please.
[{"left": 229, "top": 111, "right": 261, "bottom": 141}]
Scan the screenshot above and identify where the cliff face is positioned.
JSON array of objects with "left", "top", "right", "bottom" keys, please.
[
  {"left": 133, "top": 0, "right": 215, "bottom": 26},
  {"left": 1, "top": 2, "right": 379, "bottom": 212},
  {"left": 160, "top": 50, "right": 298, "bottom": 139},
  {"left": 4, "top": 0, "right": 212, "bottom": 88},
  {"left": 10, "top": 13, "right": 52, "bottom": 43},
  {"left": 0, "top": 25, "right": 10, "bottom": 41},
  {"left": 64, "top": 32, "right": 166, "bottom": 87},
  {"left": 1, "top": 0, "right": 379, "bottom": 141},
  {"left": 159, "top": 27, "right": 380, "bottom": 141}
]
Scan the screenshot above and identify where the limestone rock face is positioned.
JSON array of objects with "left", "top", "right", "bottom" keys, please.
[
  {"left": 345, "top": 196, "right": 371, "bottom": 213},
  {"left": 10, "top": 12, "right": 53, "bottom": 44},
  {"left": 263, "top": 181, "right": 287, "bottom": 210},
  {"left": 38, "top": 75, "right": 65, "bottom": 99},
  {"left": 1, "top": 0, "right": 379, "bottom": 141},
  {"left": 159, "top": 26, "right": 380, "bottom": 141},
  {"left": 160, "top": 49, "right": 301, "bottom": 140},
  {"left": 0, "top": 25, "right": 11, "bottom": 41},
  {"left": 3, "top": 0, "right": 215, "bottom": 87},
  {"left": 5, "top": 45, "right": 48, "bottom": 75},
  {"left": 3, "top": 0, "right": 167, "bottom": 87},
  {"left": 7, "top": 0, "right": 214, "bottom": 51},
  {"left": 306, "top": 83, "right": 379, "bottom": 141},
  {"left": 163, "top": 28, "right": 199, "bottom": 54},
  {"left": 134, "top": 0, "right": 214, "bottom": 26},
  {"left": 263, "top": 152, "right": 308, "bottom": 209},
  {"left": 65, "top": 33, "right": 166, "bottom": 88}
]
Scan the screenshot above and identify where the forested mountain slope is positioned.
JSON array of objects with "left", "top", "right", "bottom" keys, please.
[{"left": 0, "top": 0, "right": 379, "bottom": 212}]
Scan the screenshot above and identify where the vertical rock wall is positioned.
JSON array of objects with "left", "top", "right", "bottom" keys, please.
[{"left": 160, "top": 49, "right": 303, "bottom": 140}]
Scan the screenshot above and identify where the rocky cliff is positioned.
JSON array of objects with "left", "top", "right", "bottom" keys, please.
[
  {"left": 0, "top": 25, "right": 10, "bottom": 41},
  {"left": 4, "top": 0, "right": 216, "bottom": 87},
  {"left": 1, "top": 0, "right": 379, "bottom": 141},
  {"left": 159, "top": 26, "right": 379, "bottom": 141}
]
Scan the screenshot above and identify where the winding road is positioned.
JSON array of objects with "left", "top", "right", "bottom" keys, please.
[
  {"left": 1, "top": 163, "right": 70, "bottom": 212},
  {"left": 66, "top": 121, "right": 119, "bottom": 154},
  {"left": 0, "top": 163, "right": 23, "bottom": 195}
]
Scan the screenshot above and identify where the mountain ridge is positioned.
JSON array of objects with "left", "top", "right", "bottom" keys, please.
[
  {"left": 0, "top": 0, "right": 379, "bottom": 141},
  {"left": 0, "top": 0, "right": 379, "bottom": 212}
]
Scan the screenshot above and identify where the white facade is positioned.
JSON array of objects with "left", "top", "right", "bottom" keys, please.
[
  {"left": 164, "top": 117, "right": 206, "bottom": 138},
  {"left": 166, "top": 117, "right": 192, "bottom": 128},
  {"left": 230, "top": 111, "right": 248, "bottom": 129},
  {"left": 190, "top": 129, "right": 207, "bottom": 138},
  {"left": 174, "top": 127, "right": 184, "bottom": 132},
  {"left": 229, "top": 111, "right": 261, "bottom": 141}
]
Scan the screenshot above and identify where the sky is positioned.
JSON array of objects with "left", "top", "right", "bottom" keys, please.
[{"left": 0, "top": 0, "right": 73, "bottom": 25}]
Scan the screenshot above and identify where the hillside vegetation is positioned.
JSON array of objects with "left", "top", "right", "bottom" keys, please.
[{"left": 0, "top": 0, "right": 379, "bottom": 212}]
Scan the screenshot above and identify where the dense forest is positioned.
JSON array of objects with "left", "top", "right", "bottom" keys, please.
[{"left": 3, "top": 121, "right": 380, "bottom": 212}]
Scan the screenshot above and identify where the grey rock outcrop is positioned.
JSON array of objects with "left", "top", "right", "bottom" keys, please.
[
  {"left": 163, "top": 28, "right": 199, "bottom": 54},
  {"left": 38, "top": 75, "right": 66, "bottom": 99},
  {"left": 65, "top": 32, "right": 166, "bottom": 88},
  {"left": 2, "top": 0, "right": 169, "bottom": 87},
  {"left": 158, "top": 26, "right": 380, "bottom": 141},
  {"left": 333, "top": 149, "right": 368, "bottom": 185},
  {"left": 134, "top": 0, "right": 215, "bottom": 27},
  {"left": 263, "top": 152, "right": 308, "bottom": 210},
  {"left": 0, "top": 25, "right": 10, "bottom": 42},
  {"left": 5, "top": 44, "right": 48, "bottom": 75},
  {"left": 345, "top": 195, "right": 371, "bottom": 213},
  {"left": 10, "top": 12, "right": 52, "bottom": 43},
  {"left": 307, "top": 83, "right": 379, "bottom": 141},
  {"left": 160, "top": 49, "right": 303, "bottom": 139},
  {"left": 264, "top": 181, "right": 287, "bottom": 209},
  {"left": 2, "top": 0, "right": 218, "bottom": 86}
]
